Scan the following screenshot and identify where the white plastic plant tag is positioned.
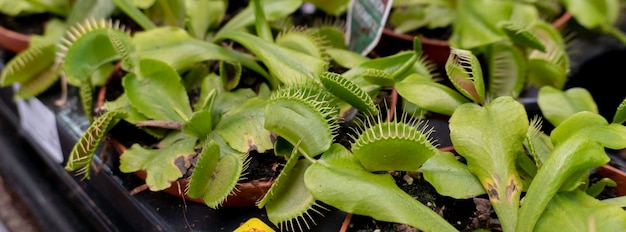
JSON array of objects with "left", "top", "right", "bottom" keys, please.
[
  {"left": 346, "top": 0, "right": 394, "bottom": 55},
  {"left": 17, "top": 97, "right": 63, "bottom": 164}
]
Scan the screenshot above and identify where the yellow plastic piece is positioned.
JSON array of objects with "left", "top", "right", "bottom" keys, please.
[{"left": 233, "top": 218, "right": 275, "bottom": 232}]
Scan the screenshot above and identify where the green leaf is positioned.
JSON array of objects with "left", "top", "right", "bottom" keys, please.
[
  {"left": 185, "top": 0, "right": 225, "bottom": 39},
  {"left": 419, "top": 152, "right": 486, "bottom": 199},
  {"left": 396, "top": 79, "right": 470, "bottom": 116},
  {"left": 65, "top": 111, "right": 125, "bottom": 179},
  {"left": 66, "top": 0, "right": 115, "bottom": 25},
  {"left": 220, "top": 31, "right": 327, "bottom": 86},
  {"left": 14, "top": 64, "right": 61, "bottom": 100},
  {"left": 111, "top": 0, "right": 157, "bottom": 29},
  {"left": 123, "top": 59, "right": 193, "bottom": 123},
  {"left": 213, "top": 0, "right": 302, "bottom": 41},
  {"left": 119, "top": 135, "right": 197, "bottom": 191},
  {"left": 214, "top": 98, "right": 273, "bottom": 153},
  {"left": 319, "top": 72, "right": 378, "bottom": 115},
  {"left": 449, "top": 96, "right": 527, "bottom": 232},
  {"left": 59, "top": 20, "right": 129, "bottom": 86},
  {"left": 498, "top": 21, "right": 545, "bottom": 52},
  {"left": 258, "top": 147, "right": 318, "bottom": 229},
  {"left": 182, "top": 110, "right": 213, "bottom": 139},
  {"left": 186, "top": 141, "right": 220, "bottom": 198},
  {"left": 131, "top": 27, "right": 269, "bottom": 79},
  {"left": 561, "top": 0, "right": 619, "bottom": 30},
  {"left": 534, "top": 191, "right": 626, "bottom": 231},
  {"left": 351, "top": 121, "right": 439, "bottom": 172},
  {"left": 449, "top": 0, "right": 512, "bottom": 49},
  {"left": 537, "top": 86, "right": 598, "bottom": 127},
  {"left": 219, "top": 61, "right": 242, "bottom": 91},
  {"left": 264, "top": 89, "right": 336, "bottom": 156},
  {"left": 201, "top": 152, "right": 244, "bottom": 208},
  {"left": 155, "top": 0, "right": 186, "bottom": 27},
  {"left": 613, "top": 97, "right": 626, "bottom": 124},
  {"left": 586, "top": 178, "right": 617, "bottom": 197},
  {"left": 486, "top": 42, "right": 526, "bottom": 99},
  {"left": 325, "top": 48, "right": 369, "bottom": 69},
  {"left": 304, "top": 144, "right": 457, "bottom": 232},
  {"left": 516, "top": 112, "right": 626, "bottom": 232},
  {"left": 445, "top": 48, "right": 485, "bottom": 104},
  {"left": 1, "top": 44, "right": 56, "bottom": 86}
]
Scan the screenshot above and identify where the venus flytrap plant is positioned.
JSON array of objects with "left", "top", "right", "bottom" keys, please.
[{"left": 255, "top": 67, "right": 459, "bottom": 231}]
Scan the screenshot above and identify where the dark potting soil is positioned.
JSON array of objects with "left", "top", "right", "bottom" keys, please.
[{"left": 0, "top": 13, "right": 51, "bottom": 35}]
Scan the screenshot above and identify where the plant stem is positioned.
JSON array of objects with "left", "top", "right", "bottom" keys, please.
[{"left": 606, "top": 26, "right": 626, "bottom": 45}]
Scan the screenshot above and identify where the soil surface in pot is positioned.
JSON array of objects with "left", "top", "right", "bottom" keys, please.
[{"left": 0, "top": 13, "right": 51, "bottom": 35}]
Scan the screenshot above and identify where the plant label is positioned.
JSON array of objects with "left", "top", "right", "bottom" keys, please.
[
  {"left": 346, "top": 0, "right": 393, "bottom": 55},
  {"left": 17, "top": 97, "right": 63, "bottom": 164}
]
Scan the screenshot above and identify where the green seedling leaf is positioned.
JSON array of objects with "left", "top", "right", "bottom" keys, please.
[
  {"left": 65, "top": 111, "right": 125, "bottom": 179},
  {"left": 396, "top": 79, "right": 470, "bottom": 116},
  {"left": 319, "top": 72, "right": 378, "bottom": 115},
  {"left": 351, "top": 120, "right": 439, "bottom": 172},
  {"left": 517, "top": 112, "right": 626, "bottom": 232},
  {"left": 419, "top": 152, "right": 485, "bottom": 199},
  {"left": 182, "top": 110, "right": 213, "bottom": 139},
  {"left": 214, "top": 98, "right": 273, "bottom": 153},
  {"left": 220, "top": 31, "right": 327, "bottom": 86},
  {"left": 389, "top": 3, "right": 454, "bottom": 34},
  {"left": 534, "top": 191, "right": 626, "bottom": 231},
  {"left": 446, "top": 48, "right": 485, "bottom": 104},
  {"left": 185, "top": 0, "right": 225, "bottom": 39},
  {"left": 264, "top": 86, "right": 338, "bottom": 156},
  {"left": 613, "top": 97, "right": 626, "bottom": 124},
  {"left": 486, "top": 42, "right": 526, "bottom": 99},
  {"left": 213, "top": 0, "right": 302, "bottom": 41},
  {"left": 219, "top": 61, "right": 242, "bottom": 91},
  {"left": 347, "top": 51, "right": 417, "bottom": 81},
  {"left": 449, "top": 0, "right": 512, "bottom": 49},
  {"left": 0, "top": 1, "right": 45, "bottom": 16},
  {"left": 196, "top": 73, "right": 221, "bottom": 111},
  {"left": 58, "top": 19, "right": 130, "bottom": 86},
  {"left": 132, "top": 27, "right": 269, "bottom": 79},
  {"left": 450, "top": 96, "right": 527, "bottom": 232},
  {"left": 112, "top": 0, "right": 157, "bottom": 29},
  {"left": 498, "top": 21, "right": 545, "bottom": 52},
  {"left": 186, "top": 141, "right": 220, "bottom": 198},
  {"left": 537, "top": 86, "right": 598, "bottom": 127},
  {"left": 1, "top": 44, "right": 56, "bottom": 86},
  {"left": 13, "top": 62, "right": 61, "bottom": 100},
  {"left": 304, "top": 144, "right": 457, "bottom": 232},
  {"left": 120, "top": 135, "right": 197, "bottom": 191},
  {"left": 123, "top": 59, "right": 193, "bottom": 123}
]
